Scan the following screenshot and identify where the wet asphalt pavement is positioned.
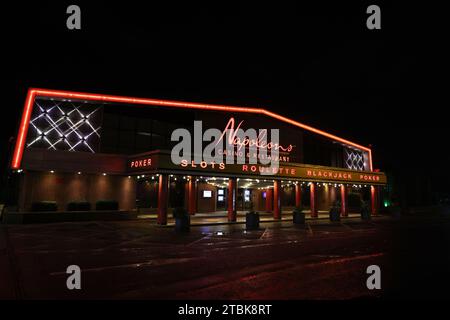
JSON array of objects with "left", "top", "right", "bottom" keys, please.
[{"left": 1, "top": 214, "right": 450, "bottom": 300}]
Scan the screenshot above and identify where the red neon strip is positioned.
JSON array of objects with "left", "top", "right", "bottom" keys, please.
[
  {"left": 11, "top": 89, "right": 36, "bottom": 169},
  {"left": 31, "top": 89, "right": 265, "bottom": 114},
  {"left": 263, "top": 110, "right": 370, "bottom": 151},
  {"left": 11, "top": 88, "right": 374, "bottom": 171}
]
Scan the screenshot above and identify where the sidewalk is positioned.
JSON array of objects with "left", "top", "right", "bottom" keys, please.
[
  {"left": 0, "top": 226, "right": 20, "bottom": 299},
  {"left": 137, "top": 210, "right": 363, "bottom": 226}
]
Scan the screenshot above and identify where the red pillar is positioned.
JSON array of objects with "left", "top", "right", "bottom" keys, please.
[
  {"left": 184, "top": 182, "right": 189, "bottom": 208},
  {"left": 377, "top": 186, "right": 381, "bottom": 214},
  {"left": 295, "top": 183, "right": 302, "bottom": 207},
  {"left": 340, "top": 184, "right": 348, "bottom": 217},
  {"left": 310, "top": 183, "right": 317, "bottom": 218},
  {"left": 227, "top": 178, "right": 237, "bottom": 222},
  {"left": 265, "top": 188, "right": 273, "bottom": 212},
  {"left": 188, "top": 178, "right": 196, "bottom": 215},
  {"left": 157, "top": 174, "right": 169, "bottom": 225},
  {"left": 371, "top": 185, "right": 378, "bottom": 215},
  {"left": 273, "top": 180, "right": 281, "bottom": 219}
]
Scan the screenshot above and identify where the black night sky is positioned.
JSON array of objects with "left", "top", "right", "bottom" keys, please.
[{"left": 1, "top": 2, "right": 447, "bottom": 199}]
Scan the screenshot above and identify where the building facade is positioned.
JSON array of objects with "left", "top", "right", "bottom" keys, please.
[{"left": 9, "top": 88, "right": 387, "bottom": 223}]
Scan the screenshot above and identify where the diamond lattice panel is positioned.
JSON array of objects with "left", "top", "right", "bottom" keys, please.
[
  {"left": 26, "top": 98, "right": 102, "bottom": 153},
  {"left": 344, "top": 148, "right": 365, "bottom": 171}
]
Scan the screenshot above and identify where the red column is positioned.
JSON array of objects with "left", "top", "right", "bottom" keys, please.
[
  {"left": 265, "top": 188, "right": 273, "bottom": 212},
  {"left": 371, "top": 185, "right": 378, "bottom": 215},
  {"left": 227, "top": 178, "right": 237, "bottom": 222},
  {"left": 273, "top": 180, "right": 281, "bottom": 219},
  {"left": 340, "top": 184, "right": 348, "bottom": 217},
  {"left": 157, "top": 174, "right": 169, "bottom": 225},
  {"left": 377, "top": 186, "right": 381, "bottom": 214},
  {"left": 188, "top": 178, "right": 196, "bottom": 215},
  {"left": 184, "top": 182, "right": 189, "bottom": 208},
  {"left": 295, "top": 183, "right": 302, "bottom": 207},
  {"left": 310, "top": 183, "right": 317, "bottom": 218}
]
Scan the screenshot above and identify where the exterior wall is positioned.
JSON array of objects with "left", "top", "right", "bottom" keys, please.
[
  {"left": 22, "top": 148, "right": 127, "bottom": 175},
  {"left": 281, "top": 186, "right": 295, "bottom": 209},
  {"left": 136, "top": 180, "right": 158, "bottom": 208},
  {"left": 196, "top": 182, "right": 216, "bottom": 213},
  {"left": 316, "top": 185, "right": 338, "bottom": 211},
  {"left": 347, "top": 187, "right": 365, "bottom": 212},
  {"left": 19, "top": 171, "right": 136, "bottom": 212},
  {"left": 253, "top": 189, "right": 266, "bottom": 212},
  {"left": 168, "top": 180, "right": 187, "bottom": 208},
  {"left": 16, "top": 92, "right": 373, "bottom": 174}
]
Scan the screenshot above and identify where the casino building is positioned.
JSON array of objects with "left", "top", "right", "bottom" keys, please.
[{"left": 8, "top": 88, "right": 387, "bottom": 224}]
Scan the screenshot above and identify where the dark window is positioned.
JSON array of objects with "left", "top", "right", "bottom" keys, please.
[{"left": 98, "top": 104, "right": 194, "bottom": 154}]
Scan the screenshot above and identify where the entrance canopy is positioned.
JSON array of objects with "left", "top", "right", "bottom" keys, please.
[
  {"left": 128, "top": 150, "right": 387, "bottom": 185},
  {"left": 21, "top": 148, "right": 386, "bottom": 186}
]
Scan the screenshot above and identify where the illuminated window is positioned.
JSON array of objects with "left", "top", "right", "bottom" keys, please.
[
  {"left": 344, "top": 148, "right": 365, "bottom": 171},
  {"left": 26, "top": 98, "right": 102, "bottom": 153}
]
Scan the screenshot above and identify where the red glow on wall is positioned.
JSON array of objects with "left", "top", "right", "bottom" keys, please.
[
  {"left": 11, "top": 88, "right": 374, "bottom": 171},
  {"left": 11, "top": 89, "right": 36, "bottom": 169}
]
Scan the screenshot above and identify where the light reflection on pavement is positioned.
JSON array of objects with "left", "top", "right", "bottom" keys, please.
[{"left": 1, "top": 215, "right": 449, "bottom": 299}]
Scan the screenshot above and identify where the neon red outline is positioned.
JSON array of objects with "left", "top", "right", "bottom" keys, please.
[
  {"left": 11, "top": 89, "right": 36, "bottom": 170},
  {"left": 11, "top": 88, "right": 374, "bottom": 171}
]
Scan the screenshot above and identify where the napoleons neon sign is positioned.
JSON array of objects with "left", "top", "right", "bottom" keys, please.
[
  {"left": 171, "top": 117, "right": 295, "bottom": 175},
  {"left": 215, "top": 117, "right": 294, "bottom": 153}
]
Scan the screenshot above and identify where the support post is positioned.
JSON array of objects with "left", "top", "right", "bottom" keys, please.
[
  {"left": 273, "top": 180, "right": 281, "bottom": 219},
  {"left": 227, "top": 178, "right": 237, "bottom": 222},
  {"left": 371, "top": 185, "right": 378, "bottom": 215},
  {"left": 340, "top": 184, "right": 348, "bottom": 217},
  {"left": 310, "top": 183, "right": 317, "bottom": 218},
  {"left": 295, "top": 183, "right": 302, "bottom": 207},
  {"left": 265, "top": 188, "right": 273, "bottom": 212},
  {"left": 157, "top": 174, "right": 169, "bottom": 225},
  {"left": 188, "top": 178, "right": 196, "bottom": 215}
]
